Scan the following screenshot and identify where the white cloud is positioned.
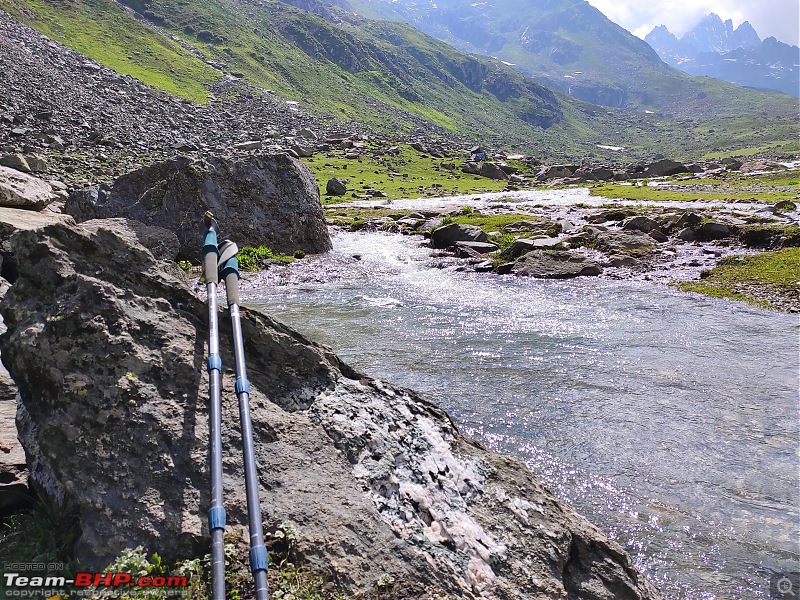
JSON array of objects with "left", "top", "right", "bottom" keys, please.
[{"left": 586, "top": 0, "right": 800, "bottom": 46}]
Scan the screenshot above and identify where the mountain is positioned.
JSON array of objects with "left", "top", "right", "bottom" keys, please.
[
  {"left": 0, "top": 0, "right": 797, "bottom": 161},
  {"left": 646, "top": 15, "right": 799, "bottom": 97},
  {"left": 680, "top": 13, "right": 761, "bottom": 54}
]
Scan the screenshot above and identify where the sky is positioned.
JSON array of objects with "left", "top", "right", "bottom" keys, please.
[{"left": 586, "top": 0, "right": 800, "bottom": 47}]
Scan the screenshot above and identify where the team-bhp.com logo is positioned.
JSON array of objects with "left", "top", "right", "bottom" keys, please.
[{"left": 3, "top": 570, "right": 188, "bottom": 597}]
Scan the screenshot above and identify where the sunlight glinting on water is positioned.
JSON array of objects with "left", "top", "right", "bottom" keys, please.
[{"left": 245, "top": 230, "right": 799, "bottom": 600}]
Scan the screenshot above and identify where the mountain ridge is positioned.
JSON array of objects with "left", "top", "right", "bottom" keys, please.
[{"left": 646, "top": 15, "right": 800, "bottom": 97}]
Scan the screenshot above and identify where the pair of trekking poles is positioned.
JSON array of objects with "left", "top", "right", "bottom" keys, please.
[{"left": 202, "top": 211, "right": 268, "bottom": 600}]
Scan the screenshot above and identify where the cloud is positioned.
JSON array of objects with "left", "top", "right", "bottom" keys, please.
[{"left": 586, "top": 0, "right": 800, "bottom": 46}]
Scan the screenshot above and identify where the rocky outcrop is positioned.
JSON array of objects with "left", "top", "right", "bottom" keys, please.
[
  {"left": 64, "top": 154, "right": 332, "bottom": 260},
  {"left": 0, "top": 218, "right": 658, "bottom": 599},
  {"left": 511, "top": 250, "right": 602, "bottom": 278},
  {"left": 0, "top": 277, "right": 28, "bottom": 510},
  {"left": 0, "top": 206, "right": 75, "bottom": 282},
  {"left": 0, "top": 165, "right": 56, "bottom": 210}
]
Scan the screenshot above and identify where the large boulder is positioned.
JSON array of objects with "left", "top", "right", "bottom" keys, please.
[
  {"left": 0, "top": 165, "right": 56, "bottom": 210},
  {"left": 431, "top": 223, "right": 489, "bottom": 249},
  {"left": 0, "top": 219, "right": 658, "bottom": 599},
  {"left": 511, "top": 250, "right": 602, "bottom": 278},
  {"left": 64, "top": 154, "right": 332, "bottom": 261},
  {"left": 0, "top": 206, "right": 75, "bottom": 282},
  {"left": 641, "top": 159, "right": 689, "bottom": 178}
]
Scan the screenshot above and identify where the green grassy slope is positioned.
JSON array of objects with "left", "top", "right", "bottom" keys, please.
[{"left": 1, "top": 0, "right": 796, "bottom": 160}]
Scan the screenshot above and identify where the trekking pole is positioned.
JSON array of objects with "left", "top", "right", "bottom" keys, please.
[
  {"left": 218, "top": 239, "right": 269, "bottom": 600},
  {"left": 202, "top": 212, "right": 226, "bottom": 600}
]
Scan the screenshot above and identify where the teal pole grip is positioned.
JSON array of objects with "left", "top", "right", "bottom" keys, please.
[{"left": 202, "top": 230, "right": 220, "bottom": 285}]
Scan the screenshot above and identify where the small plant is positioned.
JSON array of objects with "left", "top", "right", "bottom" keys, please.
[
  {"left": 293, "top": 249, "right": 306, "bottom": 259},
  {"left": 178, "top": 260, "right": 193, "bottom": 274},
  {"left": 459, "top": 205, "right": 473, "bottom": 215},
  {"left": 441, "top": 215, "right": 454, "bottom": 225},
  {"left": 237, "top": 246, "right": 295, "bottom": 271}
]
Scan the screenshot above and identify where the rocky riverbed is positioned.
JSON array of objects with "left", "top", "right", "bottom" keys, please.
[{"left": 238, "top": 187, "right": 800, "bottom": 312}]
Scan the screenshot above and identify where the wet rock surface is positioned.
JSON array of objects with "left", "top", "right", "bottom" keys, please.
[
  {"left": 0, "top": 218, "right": 660, "bottom": 598},
  {"left": 511, "top": 249, "right": 603, "bottom": 278}
]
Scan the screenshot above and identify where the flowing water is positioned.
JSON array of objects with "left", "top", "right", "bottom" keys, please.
[{"left": 244, "top": 229, "right": 799, "bottom": 599}]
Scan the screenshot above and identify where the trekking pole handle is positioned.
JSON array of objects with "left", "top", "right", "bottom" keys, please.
[
  {"left": 220, "top": 255, "right": 240, "bottom": 307},
  {"left": 202, "top": 212, "right": 220, "bottom": 285}
]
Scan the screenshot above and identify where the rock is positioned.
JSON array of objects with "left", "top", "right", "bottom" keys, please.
[
  {"left": 297, "top": 128, "right": 317, "bottom": 140},
  {"left": 233, "top": 140, "right": 263, "bottom": 151},
  {"left": 0, "top": 398, "right": 29, "bottom": 510},
  {"left": 0, "top": 280, "right": 28, "bottom": 511},
  {"left": 698, "top": 221, "right": 732, "bottom": 240},
  {"left": 0, "top": 166, "right": 56, "bottom": 210},
  {"left": 512, "top": 250, "right": 602, "bottom": 278},
  {"left": 675, "top": 211, "right": 703, "bottom": 230},
  {"left": 608, "top": 254, "right": 638, "bottom": 267},
  {"left": 677, "top": 227, "right": 696, "bottom": 242},
  {"left": 574, "top": 166, "right": 614, "bottom": 181},
  {"left": 0, "top": 153, "right": 31, "bottom": 173},
  {"left": 536, "top": 165, "right": 579, "bottom": 181},
  {"left": 622, "top": 215, "right": 660, "bottom": 233},
  {"left": 454, "top": 241, "right": 499, "bottom": 254},
  {"left": 0, "top": 207, "right": 74, "bottom": 282},
  {"left": 648, "top": 229, "right": 669, "bottom": 243},
  {"left": 586, "top": 209, "right": 634, "bottom": 224},
  {"left": 24, "top": 154, "right": 48, "bottom": 173},
  {"left": 291, "top": 144, "right": 314, "bottom": 158},
  {"left": 642, "top": 159, "right": 689, "bottom": 177},
  {"left": 0, "top": 219, "right": 658, "bottom": 599},
  {"left": 431, "top": 223, "right": 489, "bottom": 249},
  {"left": 478, "top": 162, "right": 508, "bottom": 180},
  {"left": 64, "top": 154, "right": 331, "bottom": 260},
  {"left": 774, "top": 200, "right": 797, "bottom": 212},
  {"left": 326, "top": 177, "right": 348, "bottom": 196},
  {"left": 502, "top": 220, "right": 543, "bottom": 233},
  {"left": 594, "top": 231, "right": 656, "bottom": 253}
]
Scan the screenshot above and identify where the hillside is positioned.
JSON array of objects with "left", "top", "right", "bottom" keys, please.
[
  {"left": 344, "top": 0, "right": 799, "bottom": 114},
  {"left": 0, "top": 0, "right": 797, "bottom": 163}
]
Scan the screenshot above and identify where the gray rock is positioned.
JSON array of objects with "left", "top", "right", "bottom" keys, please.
[
  {"left": 0, "top": 166, "right": 56, "bottom": 211},
  {"left": 431, "top": 223, "right": 489, "bottom": 249},
  {"left": 648, "top": 229, "right": 669, "bottom": 243},
  {"left": 291, "top": 144, "right": 314, "bottom": 158},
  {"left": 642, "top": 159, "right": 689, "bottom": 177},
  {"left": 233, "top": 140, "right": 263, "bottom": 151},
  {"left": 502, "top": 220, "right": 543, "bottom": 233},
  {"left": 536, "top": 165, "right": 579, "bottom": 181},
  {"left": 594, "top": 231, "right": 656, "bottom": 253},
  {"left": 511, "top": 250, "right": 602, "bottom": 278},
  {"left": 0, "top": 219, "right": 659, "bottom": 599},
  {"left": 24, "top": 154, "right": 48, "bottom": 173},
  {"left": 64, "top": 154, "right": 331, "bottom": 260},
  {"left": 622, "top": 215, "right": 660, "bottom": 233},
  {"left": 454, "top": 241, "right": 499, "bottom": 254},
  {"left": 698, "top": 221, "right": 732, "bottom": 240},
  {"left": 478, "top": 162, "right": 508, "bottom": 180},
  {"left": 0, "top": 206, "right": 74, "bottom": 283},
  {"left": 326, "top": 177, "right": 347, "bottom": 196},
  {"left": 0, "top": 153, "right": 31, "bottom": 173},
  {"left": 297, "top": 128, "right": 317, "bottom": 140},
  {"left": 677, "top": 227, "right": 696, "bottom": 242}
]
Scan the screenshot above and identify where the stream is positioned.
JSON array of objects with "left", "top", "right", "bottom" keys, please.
[{"left": 244, "top": 228, "right": 799, "bottom": 599}]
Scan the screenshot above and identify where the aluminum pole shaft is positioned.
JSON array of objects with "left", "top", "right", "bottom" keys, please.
[
  {"left": 230, "top": 304, "right": 269, "bottom": 600},
  {"left": 206, "top": 282, "right": 226, "bottom": 600}
]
